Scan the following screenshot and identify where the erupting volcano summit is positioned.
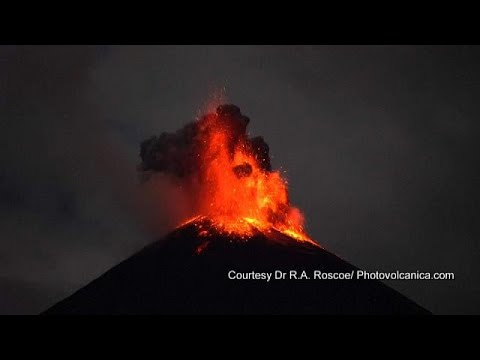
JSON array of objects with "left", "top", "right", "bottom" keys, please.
[
  {"left": 139, "top": 104, "right": 312, "bottom": 243},
  {"left": 44, "top": 105, "right": 430, "bottom": 315}
]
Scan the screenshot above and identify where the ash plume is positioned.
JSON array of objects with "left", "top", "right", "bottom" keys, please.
[{"left": 138, "top": 104, "right": 271, "bottom": 179}]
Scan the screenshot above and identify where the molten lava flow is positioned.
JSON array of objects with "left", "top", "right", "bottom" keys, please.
[{"left": 187, "top": 106, "right": 315, "bottom": 245}]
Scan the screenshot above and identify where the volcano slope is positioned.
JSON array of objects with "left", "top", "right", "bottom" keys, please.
[{"left": 43, "top": 217, "right": 430, "bottom": 315}]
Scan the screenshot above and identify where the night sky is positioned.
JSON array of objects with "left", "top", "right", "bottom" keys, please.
[{"left": 1, "top": 45, "right": 479, "bottom": 314}]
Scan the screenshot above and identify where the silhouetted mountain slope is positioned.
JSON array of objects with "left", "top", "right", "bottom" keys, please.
[{"left": 44, "top": 217, "right": 430, "bottom": 314}]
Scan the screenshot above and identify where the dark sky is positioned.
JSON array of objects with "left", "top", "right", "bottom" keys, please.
[{"left": 1, "top": 45, "right": 479, "bottom": 314}]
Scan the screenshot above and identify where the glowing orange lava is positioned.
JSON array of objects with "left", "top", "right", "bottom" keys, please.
[{"left": 179, "top": 109, "right": 316, "bottom": 246}]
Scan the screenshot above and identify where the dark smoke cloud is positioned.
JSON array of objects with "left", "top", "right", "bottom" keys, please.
[{"left": 138, "top": 104, "right": 270, "bottom": 177}]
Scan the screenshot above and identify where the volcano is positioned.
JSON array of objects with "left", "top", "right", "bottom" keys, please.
[
  {"left": 44, "top": 104, "right": 429, "bottom": 314},
  {"left": 44, "top": 217, "right": 429, "bottom": 314}
]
